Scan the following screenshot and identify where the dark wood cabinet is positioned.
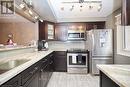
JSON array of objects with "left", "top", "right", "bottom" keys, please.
[
  {"left": 100, "top": 71, "right": 120, "bottom": 87},
  {"left": 21, "top": 60, "right": 41, "bottom": 87},
  {"left": 39, "top": 21, "right": 55, "bottom": 41},
  {"left": 39, "top": 53, "right": 54, "bottom": 87},
  {"left": 0, "top": 52, "right": 54, "bottom": 87},
  {"left": 1, "top": 74, "right": 21, "bottom": 87},
  {"left": 53, "top": 51, "right": 67, "bottom": 72},
  {"left": 55, "top": 24, "right": 68, "bottom": 41},
  {"left": 23, "top": 72, "right": 39, "bottom": 87},
  {"left": 39, "top": 21, "right": 105, "bottom": 41},
  {"left": 86, "top": 22, "right": 105, "bottom": 30},
  {"left": 39, "top": 21, "right": 46, "bottom": 41},
  {"left": 122, "top": 0, "right": 130, "bottom": 25},
  {"left": 0, "top": 52, "right": 67, "bottom": 87}
]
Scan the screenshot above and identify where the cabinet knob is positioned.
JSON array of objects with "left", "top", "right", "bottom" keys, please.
[{"left": 42, "top": 59, "right": 47, "bottom": 63}]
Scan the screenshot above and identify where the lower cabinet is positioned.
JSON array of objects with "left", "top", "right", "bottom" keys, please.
[
  {"left": 100, "top": 71, "right": 120, "bottom": 87},
  {"left": 0, "top": 52, "right": 67, "bottom": 87},
  {"left": 1, "top": 74, "right": 21, "bottom": 87},
  {"left": 54, "top": 51, "right": 67, "bottom": 72},
  {"left": 39, "top": 53, "right": 54, "bottom": 87},
  {"left": 23, "top": 71, "right": 39, "bottom": 87}
]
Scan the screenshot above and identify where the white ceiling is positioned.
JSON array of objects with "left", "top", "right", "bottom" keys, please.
[
  {"left": 0, "top": 0, "right": 122, "bottom": 23},
  {"left": 16, "top": 0, "right": 121, "bottom": 23},
  {"left": 46, "top": 0, "right": 121, "bottom": 22}
]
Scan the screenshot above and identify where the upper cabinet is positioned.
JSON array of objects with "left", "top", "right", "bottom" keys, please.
[
  {"left": 39, "top": 22, "right": 106, "bottom": 41},
  {"left": 55, "top": 23, "right": 86, "bottom": 41},
  {"left": 47, "top": 24, "right": 55, "bottom": 40},
  {"left": 122, "top": 0, "right": 130, "bottom": 25},
  {"left": 86, "top": 22, "right": 105, "bottom": 30},
  {"left": 55, "top": 24, "right": 68, "bottom": 41},
  {"left": 39, "top": 21, "right": 55, "bottom": 41}
]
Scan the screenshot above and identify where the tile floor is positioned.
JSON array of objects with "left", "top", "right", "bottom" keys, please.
[{"left": 47, "top": 72, "right": 99, "bottom": 87}]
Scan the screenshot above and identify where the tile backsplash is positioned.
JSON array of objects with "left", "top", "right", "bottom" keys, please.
[{"left": 48, "top": 41, "right": 85, "bottom": 50}]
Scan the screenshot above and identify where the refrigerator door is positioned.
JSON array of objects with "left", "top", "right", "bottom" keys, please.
[
  {"left": 92, "top": 29, "right": 113, "bottom": 57},
  {"left": 86, "top": 30, "right": 94, "bottom": 51},
  {"left": 92, "top": 57, "right": 113, "bottom": 75}
]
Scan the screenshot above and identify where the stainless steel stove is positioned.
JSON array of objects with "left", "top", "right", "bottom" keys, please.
[{"left": 67, "top": 48, "right": 88, "bottom": 74}]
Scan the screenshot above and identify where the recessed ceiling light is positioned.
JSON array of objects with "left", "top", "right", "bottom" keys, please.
[
  {"left": 19, "top": 4, "right": 25, "bottom": 9},
  {"left": 34, "top": 16, "right": 38, "bottom": 19},
  {"left": 28, "top": 10, "right": 33, "bottom": 15},
  {"left": 39, "top": 19, "right": 43, "bottom": 22}
]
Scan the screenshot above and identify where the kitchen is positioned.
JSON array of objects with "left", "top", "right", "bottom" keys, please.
[{"left": 0, "top": 0, "right": 130, "bottom": 87}]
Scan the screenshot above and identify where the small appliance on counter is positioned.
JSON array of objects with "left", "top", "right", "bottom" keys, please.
[{"left": 38, "top": 40, "right": 49, "bottom": 51}]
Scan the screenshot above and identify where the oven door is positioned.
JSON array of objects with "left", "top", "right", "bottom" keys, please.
[{"left": 67, "top": 53, "right": 87, "bottom": 68}]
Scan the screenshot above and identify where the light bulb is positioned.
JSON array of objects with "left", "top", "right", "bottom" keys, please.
[
  {"left": 29, "top": 10, "right": 33, "bottom": 15},
  {"left": 19, "top": 4, "right": 25, "bottom": 9}
]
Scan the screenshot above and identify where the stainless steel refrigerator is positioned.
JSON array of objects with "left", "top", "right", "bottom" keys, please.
[{"left": 86, "top": 29, "right": 113, "bottom": 75}]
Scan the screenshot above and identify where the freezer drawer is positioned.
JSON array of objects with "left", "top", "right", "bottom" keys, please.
[{"left": 92, "top": 58, "right": 113, "bottom": 75}]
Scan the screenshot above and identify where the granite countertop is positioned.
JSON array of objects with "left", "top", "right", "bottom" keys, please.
[
  {"left": 97, "top": 65, "right": 130, "bottom": 87},
  {"left": 0, "top": 50, "right": 53, "bottom": 85}
]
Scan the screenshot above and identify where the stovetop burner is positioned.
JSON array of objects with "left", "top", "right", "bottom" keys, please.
[{"left": 67, "top": 48, "right": 88, "bottom": 53}]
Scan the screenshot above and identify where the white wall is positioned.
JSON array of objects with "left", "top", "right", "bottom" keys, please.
[{"left": 106, "top": 9, "right": 130, "bottom": 64}]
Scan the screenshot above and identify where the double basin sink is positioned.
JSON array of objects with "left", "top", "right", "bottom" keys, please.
[{"left": 0, "top": 59, "right": 30, "bottom": 74}]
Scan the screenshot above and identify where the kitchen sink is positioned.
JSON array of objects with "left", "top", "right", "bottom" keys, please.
[{"left": 0, "top": 59, "right": 30, "bottom": 74}]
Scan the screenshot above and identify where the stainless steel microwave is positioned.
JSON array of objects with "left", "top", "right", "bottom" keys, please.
[{"left": 68, "top": 32, "right": 85, "bottom": 40}]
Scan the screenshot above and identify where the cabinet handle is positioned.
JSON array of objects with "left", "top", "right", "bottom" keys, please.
[
  {"left": 30, "top": 67, "right": 38, "bottom": 74},
  {"left": 41, "top": 64, "right": 48, "bottom": 70},
  {"left": 50, "top": 54, "right": 53, "bottom": 57},
  {"left": 50, "top": 61, "right": 53, "bottom": 64},
  {"left": 42, "top": 59, "right": 47, "bottom": 63}
]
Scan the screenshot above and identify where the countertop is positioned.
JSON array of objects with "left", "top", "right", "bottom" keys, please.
[
  {"left": 0, "top": 50, "right": 53, "bottom": 85},
  {"left": 97, "top": 65, "right": 130, "bottom": 87}
]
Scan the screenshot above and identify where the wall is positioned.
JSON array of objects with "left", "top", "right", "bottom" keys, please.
[
  {"left": 106, "top": 9, "right": 130, "bottom": 64},
  {"left": 0, "top": 14, "right": 38, "bottom": 46}
]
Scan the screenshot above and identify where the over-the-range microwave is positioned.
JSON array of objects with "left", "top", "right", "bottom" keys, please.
[{"left": 67, "top": 30, "right": 85, "bottom": 40}]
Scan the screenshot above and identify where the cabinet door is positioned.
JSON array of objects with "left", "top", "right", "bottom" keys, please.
[
  {"left": 47, "top": 24, "right": 55, "bottom": 40},
  {"left": 100, "top": 71, "right": 120, "bottom": 87},
  {"left": 54, "top": 51, "right": 67, "bottom": 72},
  {"left": 39, "top": 64, "right": 50, "bottom": 87},
  {"left": 39, "top": 21, "right": 46, "bottom": 40},
  {"left": 48, "top": 54, "right": 54, "bottom": 79},
  {"left": 122, "top": 0, "right": 130, "bottom": 25},
  {"left": 54, "top": 56, "right": 67, "bottom": 72},
  {"left": 55, "top": 25, "right": 68, "bottom": 41},
  {"left": 23, "top": 72, "right": 39, "bottom": 87},
  {"left": 86, "top": 23, "right": 94, "bottom": 30},
  {"left": 39, "top": 21, "right": 55, "bottom": 41},
  {"left": 1, "top": 75, "right": 20, "bottom": 87}
]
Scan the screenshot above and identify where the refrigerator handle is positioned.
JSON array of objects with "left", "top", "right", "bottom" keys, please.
[{"left": 92, "top": 33, "right": 95, "bottom": 51}]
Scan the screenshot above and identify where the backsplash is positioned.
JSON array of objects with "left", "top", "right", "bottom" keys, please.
[{"left": 48, "top": 41, "right": 85, "bottom": 50}]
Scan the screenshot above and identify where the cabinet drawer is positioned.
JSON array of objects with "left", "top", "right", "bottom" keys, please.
[
  {"left": 21, "top": 62, "right": 40, "bottom": 85},
  {"left": 54, "top": 51, "right": 66, "bottom": 56},
  {"left": 1, "top": 74, "right": 21, "bottom": 87}
]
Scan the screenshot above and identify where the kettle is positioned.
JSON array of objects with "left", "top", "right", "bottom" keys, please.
[{"left": 38, "top": 40, "right": 48, "bottom": 51}]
